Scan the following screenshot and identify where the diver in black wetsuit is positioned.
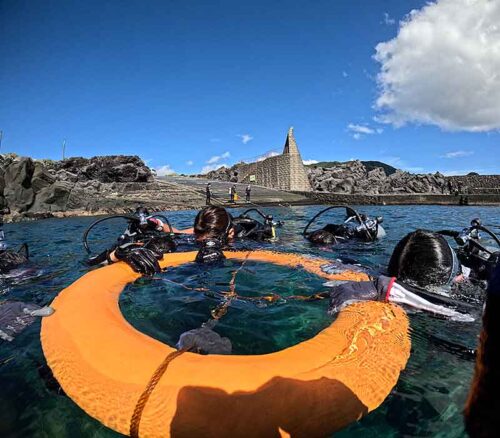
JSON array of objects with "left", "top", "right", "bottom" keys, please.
[
  {"left": 0, "top": 207, "right": 30, "bottom": 275},
  {"left": 324, "top": 229, "right": 477, "bottom": 321},
  {"left": 193, "top": 206, "right": 283, "bottom": 264},
  {"left": 232, "top": 208, "right": 283, "bottom": 242},
  {"left": 304, "top": 206, "right": 385, "bottom": 245},
  {"left": 83, "top": 207, "right": 178, "bottom": 275},
  {"left": 0, "top": 210, "right": 53, "bottom": 339}
]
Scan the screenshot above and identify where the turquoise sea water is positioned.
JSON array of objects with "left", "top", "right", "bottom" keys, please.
[{"left": 1, "top": 205, "right": 499, "bottom": 437}]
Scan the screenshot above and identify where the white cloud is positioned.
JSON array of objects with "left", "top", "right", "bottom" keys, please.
[
  {"left": 186, "top": 160, "right": 194, "bottom": 166},
  {"left": 347, "top": 123, "right": 383, "bottom": 139},
  {"left": 206, "top": 151, "right": 230, "bottom": 164},
  {"left": 342, "top": 71, "right": 348, "bottom": 78},
  {"left": 155, "top": 165, "right": 176, "bottom": 176},
  {"left": 303, "top": 159, "right": 319, "bottom": 165},
  {"left": 238, "top": 134, "right": 254, "bottom": 144},
  {"left": 348, "top": 123, "right": 376, "bottom": 135},
  {"left": 383, "top": 12, "right": 396, "bottom": 25},
  {"left": 256, "top": 150, "right": 280, "bottom": 161},
  {"left": 201, "top": 163, "right": 228, "bottom": 174},
  {"left": 441, "top": 150, "right": 474, "bottom": 158},
  {"left": 374, "top": 0, "right": 500, "bottom": 132}
]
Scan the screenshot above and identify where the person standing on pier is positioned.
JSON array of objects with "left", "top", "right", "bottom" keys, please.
[
  {"left": 205, "top": 183, "right": 212, "bottom": 205},
  {"left": 245, "top": 184, "right": 252, "bottom": 203},
  {"left": 229, "top": 185, "right": 236, "bottom": 203}
]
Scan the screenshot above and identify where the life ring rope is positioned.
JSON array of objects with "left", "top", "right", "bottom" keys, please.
[{"left": 130, "top": 349, "right": 188, "bottom": 438}]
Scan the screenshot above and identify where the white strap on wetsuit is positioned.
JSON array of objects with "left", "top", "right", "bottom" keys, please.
[{"left": 389, "top": 282, "right": 474, "bottom": 322}]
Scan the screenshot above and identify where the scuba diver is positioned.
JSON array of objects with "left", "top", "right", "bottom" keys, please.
[
  {"left": 436, "top": 218, "right": 500, "bottom": 283},
  {"left": 174, "top": 206, "right": 284, "bottom": 352},
  {"left": 303, "top": 206, "right": 385, "bottom": 245},
  {"left": 0, "top": 207, "right": 30, "bottom": 275},
  {"left": 325, "top": 229, "right": 478, "bottom": 322},
  {"left": 193, "top": 206, "right": 283, "bottom": 264},
  {"left": 232, "top": 208, "right": 283, "bottom": 241},
  {"left": 83, "top": 207, "right": 182, "bottom": 275}
]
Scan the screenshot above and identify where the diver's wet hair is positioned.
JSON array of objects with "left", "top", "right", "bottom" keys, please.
[
  {"left": 388, "top": 229, "right": 454, "bottom": 287},
  {"left": 135, "top": 206, "right": 150, "bottom": 216},
  {"left": 307, "top": 229, "right": 337, "bottom": 245},
  {"left": 194, "top": 206, "right": 232, "bottom": 242}
]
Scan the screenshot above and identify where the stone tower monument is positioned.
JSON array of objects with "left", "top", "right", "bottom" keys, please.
[
  {"left": 282, "top": 127, "right": 311, "bottom": 191},
  {"left": 236, "top": 127, "right": 312, "bottom": 192}
]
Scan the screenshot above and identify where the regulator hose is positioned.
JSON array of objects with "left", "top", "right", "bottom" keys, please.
[
  {"left": 473, "top": 225, "right": 500, "bottom": 248},
  {"left": 438, "top": 226, "right": 500, "bottom": 249},
  {"left": 83, "top": 215, "right": 141, "bottom": 254},
  {"left": 238, "top": 208, "right": 283, "bottom": 235},
  {"left": 436, "top": 230, "right": 460, "bottom": 238},
  {"left": 303, "top": 205, "right": 376, "bottom": 242},
  {"left": 82, "top": 213, "right": 174, "bottom": 254},
  {"left": 241, "top": 208, "right": 267, "bottom": 220}
]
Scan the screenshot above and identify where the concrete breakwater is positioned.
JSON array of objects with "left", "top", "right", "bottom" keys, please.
[{"left": 299, "top": 191, "right": 500, "bottom": 206}]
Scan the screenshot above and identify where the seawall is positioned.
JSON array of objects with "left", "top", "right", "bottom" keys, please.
[{"left": 297, "top": 192, "right": 500, "bottom": 206}]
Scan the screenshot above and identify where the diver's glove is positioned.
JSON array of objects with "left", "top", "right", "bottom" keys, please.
[
  {"left": 177, "top": 322, "right": 232, "bottom": 355},
  {"left": 195, "top": 238, "right": 225, "bottom": 264},
  {"left": 0, "top": 301, "right": 54, "bottom": 342},
  {"left": 114, "top": 242, "right": 161, "bottom": 275},
  {"left": 327, "top": 277, "right": 389, "bottom": 314}
]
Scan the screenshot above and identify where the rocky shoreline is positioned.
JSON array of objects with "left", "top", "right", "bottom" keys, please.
[
  {"left": 2, "top": 154, "right": 499, "bottom": 223},
  {"left": 0, "top": 154, "right": 205, "bottom": 222},
  {"left": 205, "top": 160, "right": 452, "bottom": 194}
]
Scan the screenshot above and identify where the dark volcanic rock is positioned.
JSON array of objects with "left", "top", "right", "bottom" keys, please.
[
  {"left": 3, "top": 157, "right": 36, "bottom": 212},
  {"left": 45, "top": 155, "right": 154, "bottom": 183},
  {"left": 32, "top": 162, "right": 56, "bottom": 192},
  {"left": 203, "top": 165, "right": 240, "bottom": 182},
  {"left": 0, "top": 154, "right": 205, "bottom": 221},
  {"left": 307, "top": 160, "right": 449, "bottom": 195}
]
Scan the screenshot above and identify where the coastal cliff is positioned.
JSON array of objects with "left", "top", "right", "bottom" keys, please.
[{"left": 0, "top": 154, "right": 204, "bottom": 222}]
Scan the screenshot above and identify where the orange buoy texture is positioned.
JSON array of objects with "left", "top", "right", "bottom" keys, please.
[{"left": 41, "top": 250, "right": 411, "bottom": 437}]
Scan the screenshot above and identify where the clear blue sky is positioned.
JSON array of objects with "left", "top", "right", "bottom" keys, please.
[{"left": 1, "top": 0, "right": 498, "bottom": 175}]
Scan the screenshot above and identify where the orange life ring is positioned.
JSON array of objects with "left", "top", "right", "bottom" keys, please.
[{"left": 41, "top": 250, "right": 411, "bottom": 437}]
